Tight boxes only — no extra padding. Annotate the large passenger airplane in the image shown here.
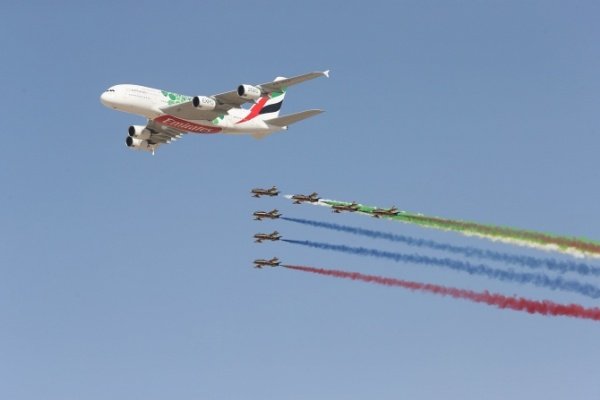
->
[100,70,329,154]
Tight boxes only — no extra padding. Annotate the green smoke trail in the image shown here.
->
[318,200,600,258]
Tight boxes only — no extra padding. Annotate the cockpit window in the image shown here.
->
[104,89,116,92]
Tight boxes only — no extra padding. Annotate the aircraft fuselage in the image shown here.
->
[100,84,281,135]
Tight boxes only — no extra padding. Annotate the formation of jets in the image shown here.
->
[253,209,281,221]
[291,192,320,204]
[251,188,399,268]
[371,206,400,218]
[254,231,282,243]
[100,70,329,154]
[251,186,279,198]
[252,189,282,267]
[332,201,360,213]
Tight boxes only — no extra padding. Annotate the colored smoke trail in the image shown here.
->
[311,199,600,258]
[281,217,600,277]
[283,239,600,299]
[282,265,600,322]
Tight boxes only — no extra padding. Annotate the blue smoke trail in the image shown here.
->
[281,217,600,277]
[282,239,600,299]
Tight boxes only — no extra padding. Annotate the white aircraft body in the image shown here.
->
[100,70,329,154]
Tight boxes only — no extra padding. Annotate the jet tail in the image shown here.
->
[254,83,287,121]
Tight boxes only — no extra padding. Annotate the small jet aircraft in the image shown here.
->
[332,201,360,213]
[253,257,281,269]
[251,186,279,198]
[291,192,320,204]
[100,70,329,154]
[371,206,400,218]
[254,231,282,243]
[253,209,282,221]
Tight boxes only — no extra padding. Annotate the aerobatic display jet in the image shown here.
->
[254,231,282,243]
[253,257,281,268]
[100,70,329,154]
[291,192,320,204]
[371,206,400,218]
[332,201,361,213]
[253,209,282,221]
[251,186,280,198]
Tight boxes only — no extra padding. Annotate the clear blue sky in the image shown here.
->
[1,1,600,399]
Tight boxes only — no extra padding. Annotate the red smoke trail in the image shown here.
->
[283,265,600,322]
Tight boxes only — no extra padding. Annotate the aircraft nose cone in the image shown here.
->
[100,91,109,105]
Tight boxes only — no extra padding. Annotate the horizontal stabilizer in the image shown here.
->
[266,109,324,128]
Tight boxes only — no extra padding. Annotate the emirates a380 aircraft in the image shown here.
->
[100,70,329,154]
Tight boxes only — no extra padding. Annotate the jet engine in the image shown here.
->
[128,125,151,140]
[192,96,217,110]
[126,136,151,151]
[237,84,262,100]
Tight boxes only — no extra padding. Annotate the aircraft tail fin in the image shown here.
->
[255,80,287,121]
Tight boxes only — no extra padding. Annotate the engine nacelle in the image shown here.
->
[192,95,217,110]
[237,84,262,100]
[128,125,151,140]
[126,136,151,151]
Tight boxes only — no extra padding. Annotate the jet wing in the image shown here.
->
[257,70,329,93]
[143,119,185,146]
[160,70,329,120]
[212,70,329,107]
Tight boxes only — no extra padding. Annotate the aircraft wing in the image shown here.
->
[212,70,329,106]
[143,119,185,146]
[160,70,329,119]
[255,70,329,93]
